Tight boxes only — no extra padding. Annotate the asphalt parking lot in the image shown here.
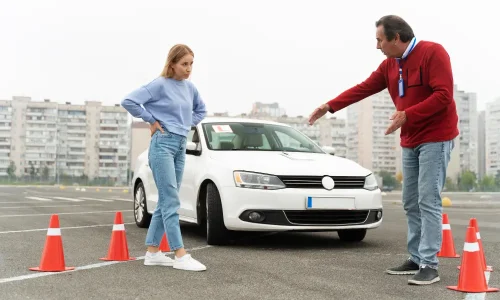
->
[0,186,499,300]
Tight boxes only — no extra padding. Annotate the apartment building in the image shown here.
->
[485,98,500,177]
[329,118,347,158]
[57,103,87,178]
[0,101,12,176]
[98,104,130,183]
[453,85,478,175]
[2,96,131,184]
[249,102,286,118]
[478,110,486,179]
[10,97,58,179]
[346,89,400,175]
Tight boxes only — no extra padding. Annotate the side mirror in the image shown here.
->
[321,146,336,156]
[186,141,201,156]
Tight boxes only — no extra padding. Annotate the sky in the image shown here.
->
[1,0,498,120]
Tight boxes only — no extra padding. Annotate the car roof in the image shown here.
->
[200,116,291,127]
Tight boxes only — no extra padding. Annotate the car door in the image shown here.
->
[178,126,202,219]
[144,149,158,207]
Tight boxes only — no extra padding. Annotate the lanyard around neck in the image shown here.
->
[397,37,417,97]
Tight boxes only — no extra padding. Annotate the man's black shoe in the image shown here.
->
[385,259,419,275]
[408,266,440,285]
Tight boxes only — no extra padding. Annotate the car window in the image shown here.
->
[275,131,308,150]
[202,122,323,153]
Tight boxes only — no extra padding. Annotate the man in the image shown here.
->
[308,15,458,285]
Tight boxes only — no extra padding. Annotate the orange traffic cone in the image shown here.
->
[159,233,171,252]
[100,212,136,261]
[447,226,499,293]
[437,214,460,258]
[457,219,493,272]
[29,214,75,272]
[470,218,493,272]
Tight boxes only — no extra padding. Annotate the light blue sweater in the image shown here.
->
[121,77,207,137]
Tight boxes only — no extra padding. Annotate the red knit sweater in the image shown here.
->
[327,41,459,148]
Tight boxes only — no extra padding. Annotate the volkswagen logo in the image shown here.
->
[321,176,335,190]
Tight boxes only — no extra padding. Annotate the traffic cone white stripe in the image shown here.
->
[442,224,451,230]
[112,224,125,231]
[47,228,61,236]
[463,242,480,252]
[477,232,481,239]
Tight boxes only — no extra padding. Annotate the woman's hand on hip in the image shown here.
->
[150,121,164,136]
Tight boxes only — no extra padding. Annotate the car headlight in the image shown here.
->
[364,173,379,191]
[233,171,285,190]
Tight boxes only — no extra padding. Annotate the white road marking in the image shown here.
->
[108,197,133,202]
[78,197,114,202]
[52,197,85,202]
[25,197,53,202]
[0,245,212,284]
[0,202,55,204]
[0,210,133,218]
[0,204,103,209]
[0,222,136,234]
[464,271,492,300]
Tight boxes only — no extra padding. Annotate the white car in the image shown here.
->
[131,117,383,245]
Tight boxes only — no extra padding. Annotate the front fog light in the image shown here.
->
[233,171,285,190]
[248,211,265,222]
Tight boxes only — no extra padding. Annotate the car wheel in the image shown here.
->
[134,181,151,228]
[337,229,367,242]
[206,182,230,245]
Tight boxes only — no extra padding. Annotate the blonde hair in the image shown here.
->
[160,44,194,78]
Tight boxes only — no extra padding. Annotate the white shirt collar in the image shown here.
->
[401,37,418,59]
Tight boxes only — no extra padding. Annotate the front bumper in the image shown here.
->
[218,186,383,231]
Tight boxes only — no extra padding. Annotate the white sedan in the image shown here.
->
[131,117,383,245]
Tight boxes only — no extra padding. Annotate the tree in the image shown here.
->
[445,177,456,191]
[80,174,89,185]
[478,175,496,192]
[29,162,35,179]
[42,166,49,181]
[458,170,476,192]
[6,161,16,179]
[378,170,397,188]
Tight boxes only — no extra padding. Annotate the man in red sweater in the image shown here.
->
[309,15,458,285]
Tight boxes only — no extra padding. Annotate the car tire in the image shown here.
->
[206,182,230,245]
[337,229,367,242]
[134,181,151,228]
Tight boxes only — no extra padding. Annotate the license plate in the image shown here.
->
[306,196,356,210]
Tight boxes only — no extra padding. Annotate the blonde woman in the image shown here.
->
[121,44,207,271]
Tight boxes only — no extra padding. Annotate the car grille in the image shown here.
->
[277,175,365,189]
[284,210,369,225]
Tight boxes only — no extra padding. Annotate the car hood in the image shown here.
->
[208,151,371,176]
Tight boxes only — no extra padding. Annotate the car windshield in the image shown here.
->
[201,122,324,153]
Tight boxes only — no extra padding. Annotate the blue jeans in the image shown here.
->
[402,140,454,269]
[145,129,187,251]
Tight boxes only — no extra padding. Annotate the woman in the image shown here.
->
[121,44,207,271]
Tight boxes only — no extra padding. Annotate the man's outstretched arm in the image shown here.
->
[309,60,387,125]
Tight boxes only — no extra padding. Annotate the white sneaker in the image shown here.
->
[144,251,174,267]
[173,254,207,271]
